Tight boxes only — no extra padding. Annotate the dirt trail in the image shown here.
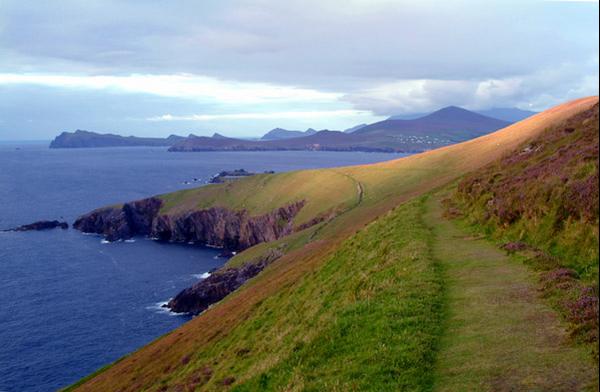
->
[309,171,364,241]
[424,194,598,391]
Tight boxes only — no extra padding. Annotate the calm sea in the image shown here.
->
[0,143,404,391]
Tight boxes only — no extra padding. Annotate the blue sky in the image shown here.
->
[0,0,598,140]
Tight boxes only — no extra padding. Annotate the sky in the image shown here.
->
[0,0,598,140]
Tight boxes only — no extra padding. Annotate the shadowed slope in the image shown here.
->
[69,97,598,391]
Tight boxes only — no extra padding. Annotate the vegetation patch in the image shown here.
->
[447,103,599,359]
[451,103,599,280]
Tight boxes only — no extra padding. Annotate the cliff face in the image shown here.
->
[73,197,305,251]
[167,248,284,314]
[73,198,163,241]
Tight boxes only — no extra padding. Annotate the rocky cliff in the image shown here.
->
[73,197,162,241]
[167,248,284,314]
[73,197,306,251]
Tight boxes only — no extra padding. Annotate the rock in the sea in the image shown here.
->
[167,248,283,314]
[5,220,69,232]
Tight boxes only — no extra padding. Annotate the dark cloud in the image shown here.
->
[1,1,597,85]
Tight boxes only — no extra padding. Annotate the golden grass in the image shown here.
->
[160,169,359,227]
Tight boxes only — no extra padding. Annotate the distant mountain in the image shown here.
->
[169,107,511,153]
[49,130,185,148]
[211,132,229,139]
[355,106,510,142]
[344,124,368,133]
[260,128,318,141]
[475,108,537,122]
[389,107,537,123]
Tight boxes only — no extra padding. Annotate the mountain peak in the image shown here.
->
[212,132,228,139]
[423,106,498,122]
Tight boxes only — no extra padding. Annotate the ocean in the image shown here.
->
[0,143,403,391]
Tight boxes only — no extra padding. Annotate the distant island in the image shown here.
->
[49,130,187,148]
[49,106,516,152]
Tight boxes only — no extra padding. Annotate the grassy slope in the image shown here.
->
[71,97,599,391]
[231,197,444,391]
[427,194,597,391]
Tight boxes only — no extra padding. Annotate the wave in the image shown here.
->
[192,272,211,280]
[145,300,188,317]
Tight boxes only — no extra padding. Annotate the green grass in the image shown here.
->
[229,197,445,391]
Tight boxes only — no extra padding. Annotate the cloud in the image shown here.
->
[0,73,340,104]
[146,109,375,122]
[1,0,597,87]
[343,60,599,115]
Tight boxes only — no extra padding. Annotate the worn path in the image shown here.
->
[424,195,597,391]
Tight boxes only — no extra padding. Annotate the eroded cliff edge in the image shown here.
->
[74,197,305,250]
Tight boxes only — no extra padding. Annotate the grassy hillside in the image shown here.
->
[451,103,598,278]
[68,96,599,391]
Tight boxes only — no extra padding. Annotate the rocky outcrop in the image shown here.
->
[4,220,69,232]
[73,197,162,241]
[73,197,306,251]
[166,248,284,314]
